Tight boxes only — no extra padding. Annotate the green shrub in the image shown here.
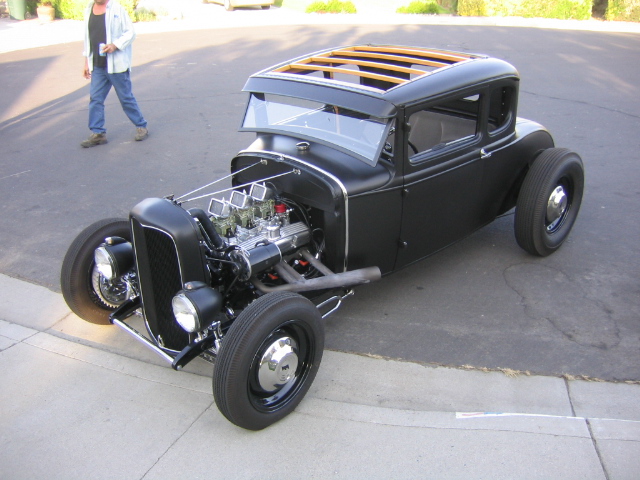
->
[305,0,357,13]
[120,0,137,18]
[48,0,83,20]
[457,0,592,20]
[26,0,38,15]
[520,0,592,19]
[397,1,443,14]
[606,0,640,21]
[457,0,486,16]
[134,7,157,22]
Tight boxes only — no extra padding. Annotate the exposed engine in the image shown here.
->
[206,183,312,282]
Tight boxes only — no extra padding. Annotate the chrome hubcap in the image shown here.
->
[258,336,299,393]
[546,185,568,231]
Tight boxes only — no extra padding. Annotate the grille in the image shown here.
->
[133,220,189,351]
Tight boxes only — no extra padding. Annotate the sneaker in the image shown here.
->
[135,127,148,141]
[80,133,107,148]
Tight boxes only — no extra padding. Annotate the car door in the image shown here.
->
[395,91,488,269]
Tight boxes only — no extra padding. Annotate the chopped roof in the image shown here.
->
[244,45,518,118]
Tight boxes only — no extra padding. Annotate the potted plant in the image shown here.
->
[37,1,55,22]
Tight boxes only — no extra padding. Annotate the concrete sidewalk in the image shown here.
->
[1,273,639,479]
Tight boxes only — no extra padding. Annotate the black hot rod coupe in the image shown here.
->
[61,45,584,430]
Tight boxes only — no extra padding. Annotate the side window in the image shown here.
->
[488,86,514,134]
[408,94,480,161]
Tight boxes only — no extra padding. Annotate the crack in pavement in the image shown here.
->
[503,263,621,350]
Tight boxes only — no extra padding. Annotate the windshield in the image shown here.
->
[241,93,391,166]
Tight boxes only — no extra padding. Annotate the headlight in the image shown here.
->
[172,294,200,333]
[172,282,223,333]
[94,246,116,279]
[94,237,134,280]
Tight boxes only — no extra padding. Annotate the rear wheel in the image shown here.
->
[514,148,584,256]
[60,218,131,324]
[213,292,324,430]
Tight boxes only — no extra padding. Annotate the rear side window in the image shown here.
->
[408,94,480,161]
[488,86,514,134]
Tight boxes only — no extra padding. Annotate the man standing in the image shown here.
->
[81,0,148,148]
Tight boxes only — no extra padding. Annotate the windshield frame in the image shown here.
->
[240,92,393,167]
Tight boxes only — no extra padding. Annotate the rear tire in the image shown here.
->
[514,148,584,256]
[60,218,131,324]
[213,292,324,430]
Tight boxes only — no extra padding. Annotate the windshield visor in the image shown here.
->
[241,93,391,166]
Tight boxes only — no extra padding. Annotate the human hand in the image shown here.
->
[101,43,117,54]
[83,67,91,80]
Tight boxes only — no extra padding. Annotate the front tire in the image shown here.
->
[213,292,324,430]
[60,218,131,324]
[514,148,584,256]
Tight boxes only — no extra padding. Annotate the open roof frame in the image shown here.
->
[270,45,479,91]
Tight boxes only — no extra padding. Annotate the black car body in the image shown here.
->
[62,45,584,430]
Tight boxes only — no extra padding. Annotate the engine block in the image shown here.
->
[207,183,310,280]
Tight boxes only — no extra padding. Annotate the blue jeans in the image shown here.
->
[89,67,147,134]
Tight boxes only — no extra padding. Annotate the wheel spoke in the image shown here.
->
[91,266,129,308]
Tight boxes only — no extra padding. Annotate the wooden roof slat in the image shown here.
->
[350,45,473,63]
[276,63,406,84]
[307,56,427,76]
[329,50,449,69]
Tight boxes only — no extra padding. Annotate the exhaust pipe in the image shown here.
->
[251,253,381,294]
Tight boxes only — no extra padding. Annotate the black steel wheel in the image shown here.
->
[213,292,324,430]
[515,148,584,256]
[60,218,132,324]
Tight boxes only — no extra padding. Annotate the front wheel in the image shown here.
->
[213,292,324,430]
[514,148,584,256]
[60,218,132,324]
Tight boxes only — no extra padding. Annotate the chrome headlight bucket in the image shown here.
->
[172,282,222,333]
[94,237,134,280]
